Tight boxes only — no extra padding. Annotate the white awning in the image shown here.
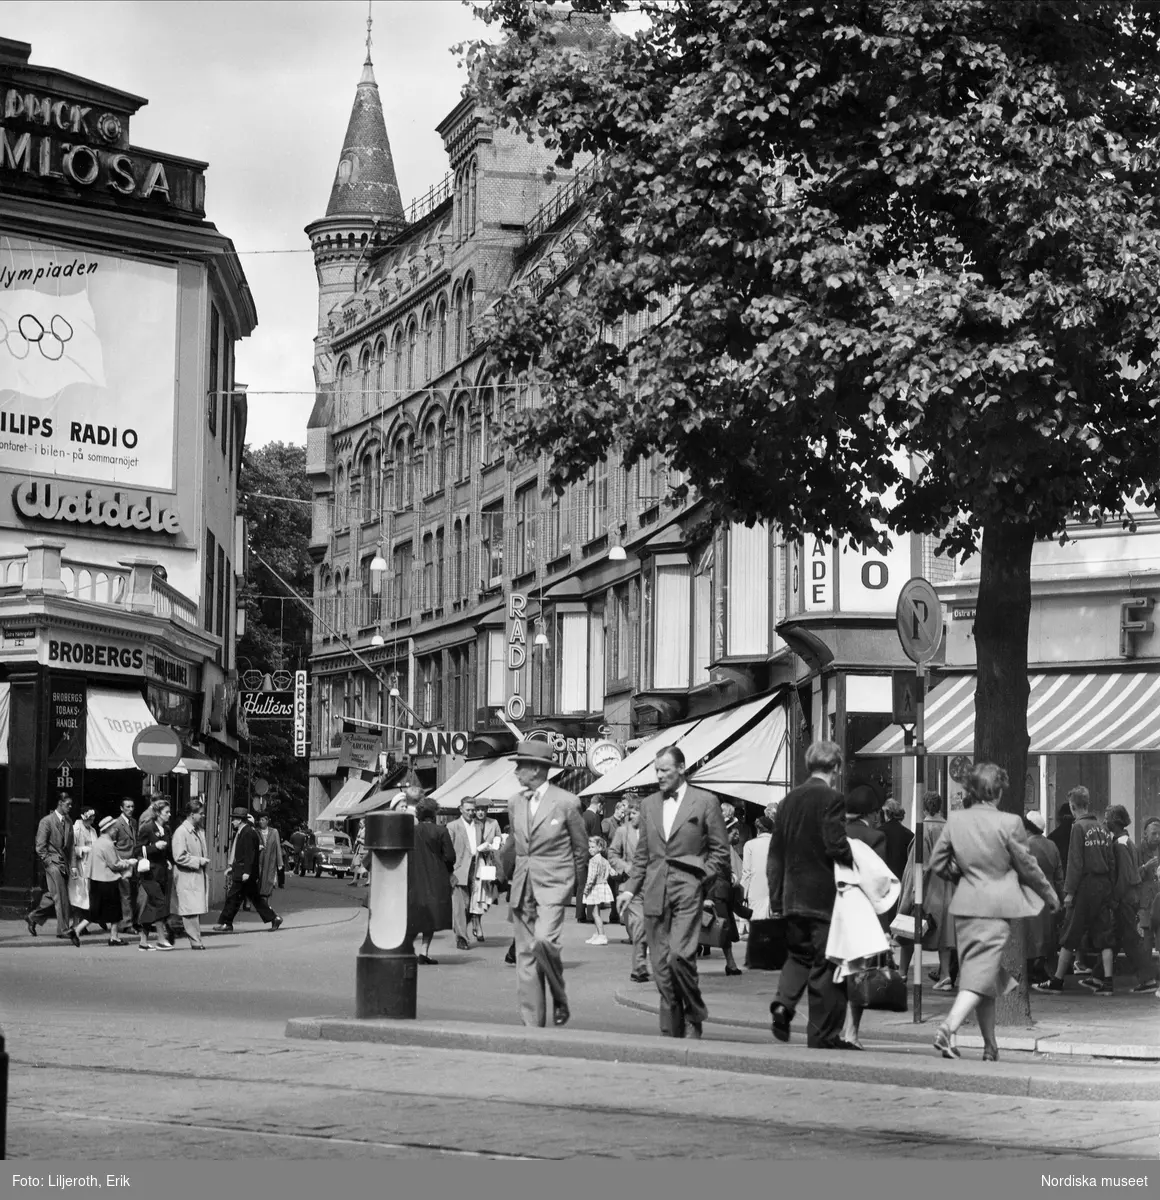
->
[430,755,562,812]
[315,775,378,823]
[858,671,1160,756]
[0,682,9,766]
[690,702,790,807]
[86,687,156,770]
[581,693,784,797]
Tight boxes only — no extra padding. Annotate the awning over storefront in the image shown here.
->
[581,693,785,797]
[0,682,10,766]
[691,703,790,808]
[315,775,378,824]
[172,744,221,774]
[430,755,562,813]
[858,671,1160,756]
[86,687,157,770]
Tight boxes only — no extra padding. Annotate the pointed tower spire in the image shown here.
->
[325,2,404,221]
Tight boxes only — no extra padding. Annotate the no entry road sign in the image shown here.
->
[131,725,183,775]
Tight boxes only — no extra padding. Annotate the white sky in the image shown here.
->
[3,0,487,448]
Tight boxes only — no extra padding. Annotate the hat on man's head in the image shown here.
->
[230,806,250,819]
[845,784,882,816]
[1025,811,1045,833]
[511,741,556,768]
[98,816,115,834]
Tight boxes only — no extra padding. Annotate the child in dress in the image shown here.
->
[583,836,614,945]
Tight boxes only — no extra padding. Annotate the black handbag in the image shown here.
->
[850,963,908,1012]
[745,917,789,970]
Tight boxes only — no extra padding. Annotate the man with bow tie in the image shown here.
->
[508,741,589,1027]
[618,746,731,1038]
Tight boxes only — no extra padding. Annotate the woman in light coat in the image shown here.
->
[90,817,136,945]
[69,807,98,936]
[171,801,210,949]
[928,764,1059,1062]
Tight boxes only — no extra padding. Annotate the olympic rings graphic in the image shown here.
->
[0,312,74,363]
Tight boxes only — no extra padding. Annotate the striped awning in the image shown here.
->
[859,671,1160,756]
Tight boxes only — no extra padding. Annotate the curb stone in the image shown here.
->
[284,1017,1160,1102]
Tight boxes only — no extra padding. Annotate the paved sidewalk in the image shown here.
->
[614,962,1160,1061]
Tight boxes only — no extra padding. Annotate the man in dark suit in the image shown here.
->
[28,791,80,945]
[767,740,854,1049]
[111,796,138,928]
[619,746,731,1039]
[213,807,283,932]
[880,800,914,881]
[508,742,589,1027]
[845,785,887,857]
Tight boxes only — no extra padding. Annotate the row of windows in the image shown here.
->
[334,278,476,422]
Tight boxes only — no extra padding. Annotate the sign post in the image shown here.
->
[895,577,944,1025]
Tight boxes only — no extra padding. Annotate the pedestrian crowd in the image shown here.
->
[25,745,1158,1059]
[25,792,285,950]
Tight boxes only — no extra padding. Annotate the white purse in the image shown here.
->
[137,846,151,875]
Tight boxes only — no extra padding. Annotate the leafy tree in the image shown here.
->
[466,0,1160,1020]
[236,442,313,836]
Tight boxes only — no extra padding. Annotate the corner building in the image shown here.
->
[305,26,945,822]
[0,40,256,910]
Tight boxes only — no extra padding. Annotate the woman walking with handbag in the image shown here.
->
[927,764,1060,1061]
[69,807,99,937]
[897,791,956,989]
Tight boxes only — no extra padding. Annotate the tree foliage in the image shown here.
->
[468,0,1160,557]
[235,441,313,834]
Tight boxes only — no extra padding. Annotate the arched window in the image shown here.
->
[406,320,417,391]
[422,533,434,610]
[481,385,497,466]
[359,347,371,416]
[375,340,387,409]
[424,423,437,494]
[452,519,464,601]
[439,420,450,492]
[394,437,410,510]
[435,527,445,609]
[373,450,382,514]
[452,286,464,360]
[436,297,448,374]
[422,307,433,382]
[455,406,467,480]
[335,464,345,528]
[465,278,475,349]
[392,328,404,393]
[336,358,351,424]
[468,158,478,235]
[362,454,374,520]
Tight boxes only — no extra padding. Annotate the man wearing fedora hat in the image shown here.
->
[213,807,283,933]
[508,740,589,1027]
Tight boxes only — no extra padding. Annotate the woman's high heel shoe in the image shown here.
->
[933,1024,960,1059]
[982,1044,999,1062]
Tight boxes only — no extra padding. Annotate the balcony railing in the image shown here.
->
[405,173,453,226]
[525,158,599,243]
[0,548,199,628]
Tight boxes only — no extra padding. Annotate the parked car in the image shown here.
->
[310,831,354,879]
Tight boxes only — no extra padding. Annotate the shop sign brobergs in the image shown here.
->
[14,480,181,534]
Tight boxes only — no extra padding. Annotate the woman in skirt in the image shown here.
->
[927,764,1059,1061]
[69,806,99,936]
[136,799,175,951]
[90,816,137,945]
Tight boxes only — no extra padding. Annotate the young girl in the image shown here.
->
[583,836,614,945]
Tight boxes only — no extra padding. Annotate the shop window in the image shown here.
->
[1054,754,1111,818]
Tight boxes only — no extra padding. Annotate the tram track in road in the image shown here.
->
[6,1056,1140,1161]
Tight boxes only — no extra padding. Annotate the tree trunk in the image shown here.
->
[973,519,1036,1026]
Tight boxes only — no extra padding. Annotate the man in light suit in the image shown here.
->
[508,741,589,1027]
[28,791,81,945]
[447,798,480,950]
[609,803,649,981]
[618,746,731,1038]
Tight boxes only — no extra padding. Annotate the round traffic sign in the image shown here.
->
[252,777,270,796]
[131,724,183,775]
[896,577,944,664]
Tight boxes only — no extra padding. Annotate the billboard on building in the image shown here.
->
[0,234,178,491]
